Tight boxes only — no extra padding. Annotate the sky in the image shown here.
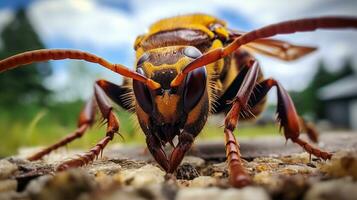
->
[0,0,357,101]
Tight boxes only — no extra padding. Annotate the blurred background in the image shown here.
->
[0,0,356,157]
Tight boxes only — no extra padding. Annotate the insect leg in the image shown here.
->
[28,79,131,161]
[299,117,319,143]
[248,79,331,160]
[168,131,194,173]
[224,59,260,187]
[96,79,134,111]
[146,134,170,172]
[56,82,120,171]
[27,97,96,161]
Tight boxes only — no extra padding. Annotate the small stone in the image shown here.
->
[271,175,309,200]
[94,172,116,190]
[278,165,316,175]
[177,180,191,187]
[254,164,314,197]
[0,180,17,192]
[176,163,200,180]
[253,157,284,164]
[255,164,274,173]
[93,188,149,200]
[0,159,18,179]
[25,175,53,196]
[253,171,281,190]
[182,156,205,168]
[201,162,228,178]
[319,151,357,179]
[190,176,217,187]
[97,185,168,200]
[115,164,165,187]
[280,153,311,165]
[176,187,270,200]
[26,169,96,200]
[304,177,357,200]
[108,159,146,169]
[87,160,122,175]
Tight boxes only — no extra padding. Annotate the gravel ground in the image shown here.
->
[0,132,357,200]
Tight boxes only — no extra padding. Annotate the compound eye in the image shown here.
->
[137,53,150,67]
[183,46,202,59]
[183,66,207,113]
[133,68,153,114]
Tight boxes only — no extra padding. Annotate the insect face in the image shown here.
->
[133,46,207,126]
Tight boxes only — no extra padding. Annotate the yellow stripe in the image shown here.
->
[148,14,226,38]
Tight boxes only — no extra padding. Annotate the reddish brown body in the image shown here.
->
[1,14,357,188]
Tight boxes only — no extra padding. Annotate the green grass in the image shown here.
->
[0,103,279,157]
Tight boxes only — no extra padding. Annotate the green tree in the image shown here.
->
[0,8,51,107]
[291,59,354,119]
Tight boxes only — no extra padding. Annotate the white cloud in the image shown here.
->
[28,0,139,49]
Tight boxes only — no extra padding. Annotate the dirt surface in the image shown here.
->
[0,132,357,200]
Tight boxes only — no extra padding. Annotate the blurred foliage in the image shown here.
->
[0,8,51,107]
[0,101,140,157]
[291,59,355,119]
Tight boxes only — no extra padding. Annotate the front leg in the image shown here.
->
[224,59,260,187]
[248,79,331,160]
[57,82,120,171]
[28,97,96,161]
[146,134,170,172]
[168,131,194,173]
[145,131,194,173]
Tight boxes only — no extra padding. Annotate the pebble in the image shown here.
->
[190,176,217,187]
[182,156,205,168]
[201,162,228,178]
[304,177,357,200]
[115,164,165,187]
[253,171,280,188]
[176,187,270,200]
[0,159,18,179]
[280,153,311,164]
[0,179,17,192]
[319,150,357,179]
[176,163,200,180]
[26,169,96,200]
[277,165,316,175]
[87,161,122,175]
[97,184,169,200]
[0,191,26,200]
